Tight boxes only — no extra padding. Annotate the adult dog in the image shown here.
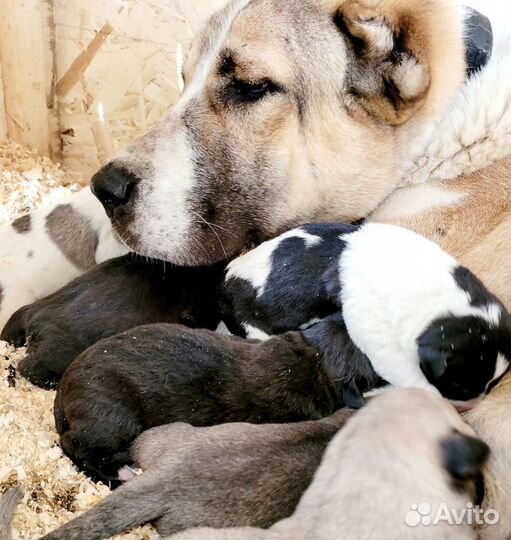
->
[3,0,510,318]
[85,0,511,304]
[91,0,467,265]
[2,0,511,535]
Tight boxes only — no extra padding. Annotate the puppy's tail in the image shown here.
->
[40,472,163,540]
[0,487,23,540]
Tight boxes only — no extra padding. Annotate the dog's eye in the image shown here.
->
[227,79,276,103]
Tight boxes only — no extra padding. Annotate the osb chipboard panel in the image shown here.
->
[54,0,227,180]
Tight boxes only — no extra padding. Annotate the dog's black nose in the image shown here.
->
[91,163,140,214]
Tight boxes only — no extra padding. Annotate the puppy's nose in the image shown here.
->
[91,163,140,215]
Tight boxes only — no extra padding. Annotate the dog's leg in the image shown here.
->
[59,421,139,486]
[40,472,164,540]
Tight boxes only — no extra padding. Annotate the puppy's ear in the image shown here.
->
[419,347,448,381]
[342,379,365,409]
[443,431,489,481]
[323,0,465,125]
[321,262,342,307]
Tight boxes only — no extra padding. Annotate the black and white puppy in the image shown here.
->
[54,315,377,483]
[224,223,511,403]
[223,224,354,337]
[0,189,128,331]
[1,255,225,388]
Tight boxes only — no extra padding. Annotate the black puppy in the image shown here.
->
[55,314,378,483]
[1,255,225,388]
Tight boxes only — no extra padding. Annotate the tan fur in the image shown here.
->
[323,0,465,125]
[371,157,511,540]
[167,389,482,540]
[90,4,510,536]
[102,0,466,265]
[465,373,511,540]
[371,156,511,308]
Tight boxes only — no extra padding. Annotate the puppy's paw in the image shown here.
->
[2,302,84,389]
[1,305,30,347]
[18,343,73,390]
[118,466,139,483]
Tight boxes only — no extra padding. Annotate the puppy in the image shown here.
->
[55,315,377,482]
[168,389,489,540]
[225,223,511,401]
[33,410,353,539]
[223,224,355,337]
[0,188,128,331]
[1,255,225,389]
[0,488,22,540]
[464,371,511,540]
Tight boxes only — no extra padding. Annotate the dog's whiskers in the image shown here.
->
[191,211,228,260]
[205,221,239,239]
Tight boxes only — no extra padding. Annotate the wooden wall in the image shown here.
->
[0,0,60,158]
[0,0,226,179]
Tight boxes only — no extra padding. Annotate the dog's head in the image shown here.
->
[91,0,465,265]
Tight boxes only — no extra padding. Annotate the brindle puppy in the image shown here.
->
[168,389,489,540]
[37,411,353,539]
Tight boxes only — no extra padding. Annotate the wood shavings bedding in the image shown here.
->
[0,142,157,539]
[0,140,84,225]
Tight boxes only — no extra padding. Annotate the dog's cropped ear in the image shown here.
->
[442,431,489,482]
[323,0,465,125]
[463,7,493,77]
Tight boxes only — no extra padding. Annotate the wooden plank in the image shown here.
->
[54,0,228,177]
[45,0,62,160]
[0,64,7,142]
[56,21,113,97]
[0,0,59,157]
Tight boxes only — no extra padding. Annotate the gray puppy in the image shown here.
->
[169,389,489,540]
[35,410,352,539]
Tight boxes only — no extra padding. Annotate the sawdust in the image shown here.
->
[0,140,85,224]
[0,142,157,539]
